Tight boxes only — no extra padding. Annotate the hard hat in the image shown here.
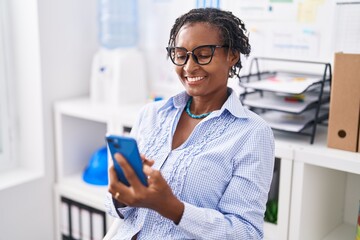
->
[82,146,108,186]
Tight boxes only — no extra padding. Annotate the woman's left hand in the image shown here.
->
[108,153,184,224]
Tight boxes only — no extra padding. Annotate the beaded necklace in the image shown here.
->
[185,97,212,119]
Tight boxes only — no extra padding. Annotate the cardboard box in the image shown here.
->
[327,53,360,152]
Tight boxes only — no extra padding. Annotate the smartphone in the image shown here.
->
[105,135,148,187]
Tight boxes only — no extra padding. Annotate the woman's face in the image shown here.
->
[174,22,239,99]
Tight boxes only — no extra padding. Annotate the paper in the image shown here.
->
[270,28,320,59]
[243,91,328,113]
[259,109,328,132]
[297,2,318,23]
[241,73,323,94]
[334,2,360,54]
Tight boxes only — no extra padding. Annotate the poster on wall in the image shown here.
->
[270,27,320,59]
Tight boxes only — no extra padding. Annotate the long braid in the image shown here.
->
[167,8,251,78]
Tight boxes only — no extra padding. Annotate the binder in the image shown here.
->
[92,212,104,240]
[60,197,107,240]
[327,53,360,152]
[81,209,91,240]
[60,202,70,238]
[71,205,81,240]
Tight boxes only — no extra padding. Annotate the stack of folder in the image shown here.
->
[61,197,106,240]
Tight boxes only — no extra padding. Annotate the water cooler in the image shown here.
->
[90,0,147,105]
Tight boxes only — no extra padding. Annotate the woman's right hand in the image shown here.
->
[108,153,184,224]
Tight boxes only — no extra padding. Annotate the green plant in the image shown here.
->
[264,199,278,224]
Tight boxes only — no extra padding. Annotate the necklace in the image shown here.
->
[185,97,212,119]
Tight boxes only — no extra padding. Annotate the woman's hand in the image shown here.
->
[108,153,184,224]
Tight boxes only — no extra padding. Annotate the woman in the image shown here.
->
[106,8,274,240]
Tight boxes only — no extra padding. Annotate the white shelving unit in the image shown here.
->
[53,97,360,240]
[276,126,360,240]
[53,98,143,240]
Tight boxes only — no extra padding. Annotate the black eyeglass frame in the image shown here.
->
[166,45,228,66]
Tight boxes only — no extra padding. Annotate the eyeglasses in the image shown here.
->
[166,45,228,66]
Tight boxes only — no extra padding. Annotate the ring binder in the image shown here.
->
[60,197,107,240]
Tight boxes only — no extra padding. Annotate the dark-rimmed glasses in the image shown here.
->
[166,45,228,66]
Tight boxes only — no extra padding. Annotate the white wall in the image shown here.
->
[0,0,97,239]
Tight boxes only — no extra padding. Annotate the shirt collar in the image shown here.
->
[156,91,188,114]
[157,88,249,119]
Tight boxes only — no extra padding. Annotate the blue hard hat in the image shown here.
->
[82,146,108,186]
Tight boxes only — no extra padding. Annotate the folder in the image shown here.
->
[60,202,70,238]
[327,53,360,152]
[70,205,80,240]
[81,209,91,240]
[92,212,104,240]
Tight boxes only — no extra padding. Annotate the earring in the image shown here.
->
[229,67,235,78]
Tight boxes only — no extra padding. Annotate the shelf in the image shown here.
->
[275,125,360,174]
[289,147,360,240]
[55,98,115,123]
[54,98,145,184]
[322,223,357,240]
[56,174,108,211]
[55,97,143,125]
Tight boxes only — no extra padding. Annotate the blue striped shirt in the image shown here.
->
[105,89,275,239]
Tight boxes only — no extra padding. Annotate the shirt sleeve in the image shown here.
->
[176,125,275,240]
[104,192,136,220]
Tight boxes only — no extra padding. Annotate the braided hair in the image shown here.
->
[168,8,251,78]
